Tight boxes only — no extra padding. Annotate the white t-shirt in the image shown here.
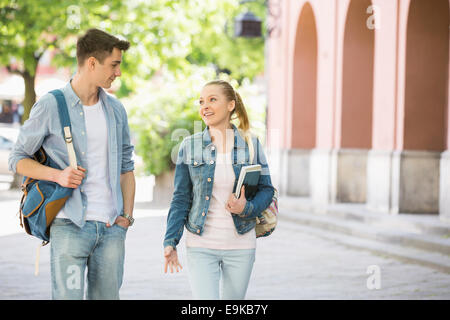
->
[57,100,115,223]
[186,152,256,250]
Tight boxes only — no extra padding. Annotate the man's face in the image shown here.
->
[91,47,123,89]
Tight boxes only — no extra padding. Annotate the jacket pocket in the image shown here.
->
[189,160,205,178]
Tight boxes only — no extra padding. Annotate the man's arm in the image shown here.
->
[119,103,135,217]
[16,158,60,183]
[9,93,86,188]
[16,158,85,189]
[8,96,50,175]
[120,171,135,217]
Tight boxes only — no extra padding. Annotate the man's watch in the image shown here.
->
[121,213,135,226]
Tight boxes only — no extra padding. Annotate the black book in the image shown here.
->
[233,164,262,199]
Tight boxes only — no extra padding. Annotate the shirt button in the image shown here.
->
[210,160,214,165]
[197,229,200,234]
[211,146,215,151]
[205,196,209,201]
[207,178,211,182]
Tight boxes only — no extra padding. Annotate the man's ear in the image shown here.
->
[87,56,96,70]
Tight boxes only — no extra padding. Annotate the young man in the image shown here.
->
[8,28,136,300]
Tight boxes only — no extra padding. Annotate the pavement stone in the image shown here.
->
[1,208,450,299]
[1,185,450,300]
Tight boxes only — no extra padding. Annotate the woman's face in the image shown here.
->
[199,84,235,128]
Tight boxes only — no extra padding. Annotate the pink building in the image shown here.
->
[266,0,450,222]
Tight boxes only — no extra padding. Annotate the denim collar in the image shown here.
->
[201,124,246,149]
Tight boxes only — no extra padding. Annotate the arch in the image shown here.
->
[341,0,375,149]
[291,2,318,149]
[403,0,449,151]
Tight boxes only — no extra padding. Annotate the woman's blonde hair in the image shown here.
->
[204,80,250,132]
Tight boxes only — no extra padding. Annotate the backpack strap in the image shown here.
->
[49,89,78,169]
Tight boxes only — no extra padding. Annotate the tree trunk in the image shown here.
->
[9,55,39,188]
[21,71,36,124]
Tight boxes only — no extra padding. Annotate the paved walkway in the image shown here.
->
[0,190,449,299]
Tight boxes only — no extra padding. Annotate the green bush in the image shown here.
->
[125,68,210,176]
[125,68,266,177]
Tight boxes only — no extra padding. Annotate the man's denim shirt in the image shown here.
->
[8,81,135,228]
[163,124,274,249]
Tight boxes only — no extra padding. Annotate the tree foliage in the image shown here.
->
[0,0,267,176]
[109,0,266,96]
[0,0,126,120]
[125,66,267,177]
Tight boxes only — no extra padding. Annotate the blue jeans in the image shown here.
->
[49,218,127,300]
[186,247,256,300]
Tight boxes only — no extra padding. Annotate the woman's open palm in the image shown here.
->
[164,246,183,273]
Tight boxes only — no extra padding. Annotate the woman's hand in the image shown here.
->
[226,185,247,214]
[164,246,183,273]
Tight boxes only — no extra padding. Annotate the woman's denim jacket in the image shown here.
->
[163,124,274,249]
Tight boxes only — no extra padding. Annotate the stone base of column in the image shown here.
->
[367,150,440,214]
[439,151,450,223]
[392,150,440,214]
[331,148,368,204]
[366,150,393,213]
[282,149,311,197]
[278,148,310,197]
[310,148,333,213]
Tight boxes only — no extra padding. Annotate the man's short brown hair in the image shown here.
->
[76,28,130,65]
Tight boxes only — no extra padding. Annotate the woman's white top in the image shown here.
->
[186,152,256,250]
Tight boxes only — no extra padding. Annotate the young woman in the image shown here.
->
[163,80,274,300]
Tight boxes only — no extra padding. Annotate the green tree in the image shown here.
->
[0,0,267,179]
[109,0,266,97]
[0,0,129,122]
[186,0,266,80]
[125,66,213,176]
[0,0,266,122]
[120,0,267,177]
[125,66,267,177]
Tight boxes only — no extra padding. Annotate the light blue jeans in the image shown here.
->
[186,247,256,300]
[49,218,127,300]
